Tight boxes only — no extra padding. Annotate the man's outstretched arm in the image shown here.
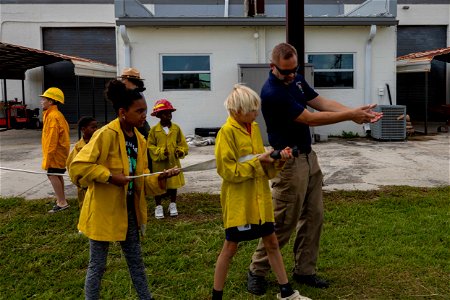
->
[295,95,383,126]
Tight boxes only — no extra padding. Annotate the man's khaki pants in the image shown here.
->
[250,150,324,276]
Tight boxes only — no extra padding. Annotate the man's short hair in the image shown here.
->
[271,43,298,64]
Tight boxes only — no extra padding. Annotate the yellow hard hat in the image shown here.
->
[40,87,65,104]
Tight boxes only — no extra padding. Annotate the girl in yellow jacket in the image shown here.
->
[66,116,98,208]
[69,80,179,300]
[212,85,310,300]
[40,87,70,213]
[148,99,188,219]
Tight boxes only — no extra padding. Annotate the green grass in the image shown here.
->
[1,186,449,299]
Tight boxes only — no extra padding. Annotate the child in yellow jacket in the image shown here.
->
[212,84,310,300]
[148,99,188,219]
[69,80,179,300]
[40,87,70,213]
[66,116,98,208]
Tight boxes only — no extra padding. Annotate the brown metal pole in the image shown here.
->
[286,0,305,76]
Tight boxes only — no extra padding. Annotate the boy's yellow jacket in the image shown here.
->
[67,138,88,208]
[67,138,86,169]
[147,122,188,189]
[215,116,282,229]
[69,118,165,241]
[41,105,70,170]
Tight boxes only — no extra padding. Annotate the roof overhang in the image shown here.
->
[72,60,117,79]
[396,60,431,73]
[397,47,450,74]
[116,16,398,27]
[0,42,116,80]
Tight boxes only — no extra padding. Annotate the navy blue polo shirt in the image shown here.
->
[261,71,318,150]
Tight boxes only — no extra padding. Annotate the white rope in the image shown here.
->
[126,172,164,179]
[0,166,178,180]
[0,166,70,177]
[126,168,181,179]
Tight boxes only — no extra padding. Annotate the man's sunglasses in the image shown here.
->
[274,64,299,76]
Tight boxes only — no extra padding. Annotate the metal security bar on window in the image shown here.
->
[161,55,211,91]
[307,54,354,88]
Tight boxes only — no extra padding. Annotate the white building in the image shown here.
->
[1,0,448,136]
[114,0,400,136]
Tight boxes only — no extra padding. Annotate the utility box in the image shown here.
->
[370,105,407,140]
[238,63,314,145]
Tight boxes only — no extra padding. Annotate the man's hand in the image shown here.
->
[351,104,383,124]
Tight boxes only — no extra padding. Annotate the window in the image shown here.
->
[161,55,211,90]
[307,54,354,88]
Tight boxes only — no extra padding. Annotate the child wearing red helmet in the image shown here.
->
[148,99,189,219]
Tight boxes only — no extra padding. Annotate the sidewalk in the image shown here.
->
[0,128,448,200]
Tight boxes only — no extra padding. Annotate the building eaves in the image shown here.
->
[396,47,450,73]
[116,16,398,27]
[0,42,116,80]
[397,47,450,63]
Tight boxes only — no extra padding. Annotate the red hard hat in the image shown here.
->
[151,99,176,116]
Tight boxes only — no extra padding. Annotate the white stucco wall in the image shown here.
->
[0,4,115,112]
[119,26,262,134]
[307,26,397,136]
[119,25,396,136]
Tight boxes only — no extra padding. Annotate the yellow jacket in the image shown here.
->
[215,117,282,229]
[148,122,188,189]
[67,138,88,208]
[41,105,70,170]
[70,118,165,241]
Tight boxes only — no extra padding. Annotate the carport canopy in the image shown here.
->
[0,42,116,80]
[396,47,450,73]
[396,47,450,135]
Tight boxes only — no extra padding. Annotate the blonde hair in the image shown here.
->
[224,84,260,115]
[271,42,297,65]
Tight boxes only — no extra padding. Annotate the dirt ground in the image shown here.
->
[0,128,448,200]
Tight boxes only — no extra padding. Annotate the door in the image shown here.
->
[43,27,116,124]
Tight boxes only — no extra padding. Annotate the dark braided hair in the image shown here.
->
[105,79,143,114]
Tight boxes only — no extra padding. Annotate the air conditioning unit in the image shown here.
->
[370,105,407,140]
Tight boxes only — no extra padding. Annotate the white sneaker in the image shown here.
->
[168,202,178,217]
[155,205,164,219]
[277,290,312,300]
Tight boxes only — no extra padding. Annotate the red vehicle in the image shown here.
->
[0,100,40,129]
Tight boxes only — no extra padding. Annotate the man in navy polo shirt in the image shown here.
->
[247,43,382,295]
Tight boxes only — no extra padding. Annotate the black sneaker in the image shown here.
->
[293,274,329,289]
[48,204,70,213]
[247,271,268,295]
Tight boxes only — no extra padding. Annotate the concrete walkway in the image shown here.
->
[0,128,448,200]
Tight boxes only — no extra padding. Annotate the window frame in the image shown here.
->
[160,54,212,91]
[306,53,355,89]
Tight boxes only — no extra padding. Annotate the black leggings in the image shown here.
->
[84,210,152,300]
